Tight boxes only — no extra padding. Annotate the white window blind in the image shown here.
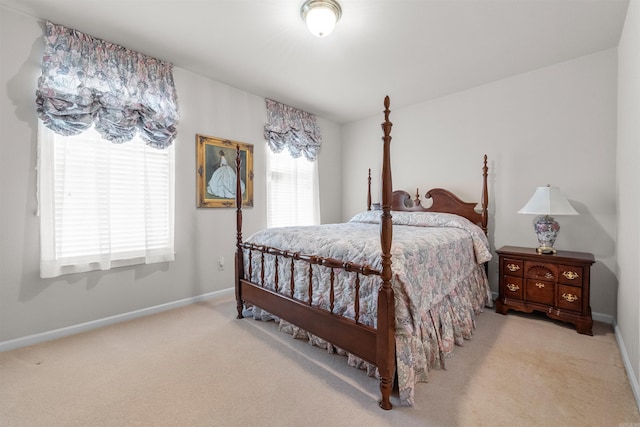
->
[266,149,320,228]
[38,121,175,278]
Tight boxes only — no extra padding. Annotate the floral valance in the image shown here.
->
[264,99,321,161]
[36,21,179,149]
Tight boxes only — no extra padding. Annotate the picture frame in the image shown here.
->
[196,134,254,208]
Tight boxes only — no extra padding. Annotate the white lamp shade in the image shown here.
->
[518,186,579,216]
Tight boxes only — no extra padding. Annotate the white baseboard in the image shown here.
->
[614,321,640,413]
[3,288,639,413]
[0,287,234,353]
[592,311,615,325]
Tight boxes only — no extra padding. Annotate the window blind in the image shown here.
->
[39,122,175,278]
[266,150,320,228]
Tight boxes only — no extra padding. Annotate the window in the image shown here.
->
[38,122,175,278]
[266,149,320,228]
[263,99,322,228]
[34,22,179,278]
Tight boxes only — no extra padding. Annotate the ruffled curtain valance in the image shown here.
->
[264,99,322,161]
[36,21,179,149]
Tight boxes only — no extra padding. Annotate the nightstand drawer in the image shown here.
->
[525,279,554,305]
[503,258,524,277]
[503,276,523,299]
[557,284,582,312]
[524,261,557,281]
[558,265,584,286]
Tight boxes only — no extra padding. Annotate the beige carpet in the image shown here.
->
[1,293,638,427]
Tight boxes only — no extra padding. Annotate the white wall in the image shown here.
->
[317,115,343,224]
[0,7,342,343]
[617,0,640,400]
[342,49,619,317]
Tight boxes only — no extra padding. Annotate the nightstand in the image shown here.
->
[495,245,595,335]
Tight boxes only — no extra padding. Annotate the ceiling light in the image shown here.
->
[301,0,342,37]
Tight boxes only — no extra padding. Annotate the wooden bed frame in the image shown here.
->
[234,96,488,410]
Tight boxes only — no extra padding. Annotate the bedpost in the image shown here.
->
[377,96,395,410]
[367,168,372,211]
[481,154,488,236]
[235,145,244,319]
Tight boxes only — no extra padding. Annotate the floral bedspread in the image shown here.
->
[243,211,492,406]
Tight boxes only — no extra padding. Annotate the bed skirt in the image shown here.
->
[248,264,492,406]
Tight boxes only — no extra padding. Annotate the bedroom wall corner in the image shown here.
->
[616,0,640,407]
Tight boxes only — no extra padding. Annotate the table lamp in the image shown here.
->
[518,185,579,254]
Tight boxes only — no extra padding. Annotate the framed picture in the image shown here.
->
[196,134,254,208]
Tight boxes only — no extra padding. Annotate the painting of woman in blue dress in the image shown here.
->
[197,134,253,208]
[207,150,245,198]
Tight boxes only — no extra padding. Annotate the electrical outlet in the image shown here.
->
[218,256,225,271]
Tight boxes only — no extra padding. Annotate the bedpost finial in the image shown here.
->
[236,144,243,243]
[367,168,372,211]
[481,154,489,236]
[414,188,421,206]
[383,96,390,122]
[382,97,392,135]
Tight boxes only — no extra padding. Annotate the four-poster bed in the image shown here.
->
[234,96,490,409]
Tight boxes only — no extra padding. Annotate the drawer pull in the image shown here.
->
[506,264,520,272]
[506,283,520,292]
[535,282,545,289]
[562,293,579,303]
[545,273,554,279]
[562,271,579,280]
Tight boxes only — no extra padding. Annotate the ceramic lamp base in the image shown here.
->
[533,215,560,254]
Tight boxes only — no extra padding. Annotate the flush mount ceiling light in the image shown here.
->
[301,0,342,37]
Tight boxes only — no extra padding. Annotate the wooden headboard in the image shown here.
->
[367,155,489,235]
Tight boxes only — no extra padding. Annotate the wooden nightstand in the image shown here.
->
[495,245,596,335]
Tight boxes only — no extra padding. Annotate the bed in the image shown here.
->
[233,96,491,409]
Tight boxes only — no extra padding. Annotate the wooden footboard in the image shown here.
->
[235,96,396,410]
[237,244,380,364]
